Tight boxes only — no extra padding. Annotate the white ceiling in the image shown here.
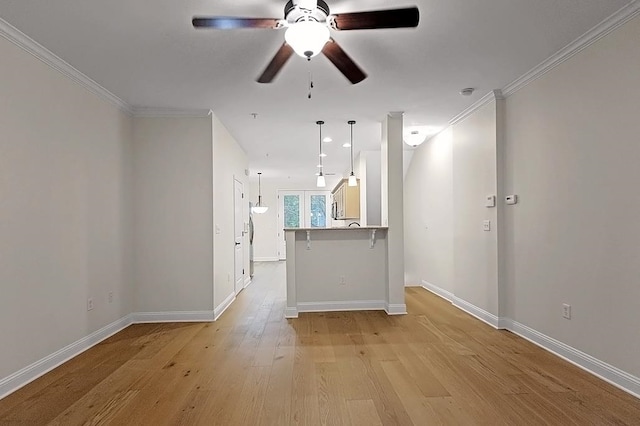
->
[0,0,632,182]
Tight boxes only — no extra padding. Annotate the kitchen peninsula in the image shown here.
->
[284,226,400,318]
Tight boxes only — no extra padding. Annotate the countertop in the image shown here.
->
[284,226,388,231]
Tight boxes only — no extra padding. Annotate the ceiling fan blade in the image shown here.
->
[192,16,281,29]
[322,39,367,84]
[257,43,294,83]
[331,7,419,31]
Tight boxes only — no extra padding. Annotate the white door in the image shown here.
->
[278,190,331,260]
[234,179,245,295]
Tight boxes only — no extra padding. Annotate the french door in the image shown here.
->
[277,190,331,259]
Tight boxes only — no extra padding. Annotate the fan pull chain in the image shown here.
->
[308,71,314,99]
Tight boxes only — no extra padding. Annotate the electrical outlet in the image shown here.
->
[339,276,346,285]
[108,292,113,303]
[87,298,94,311]
[483,220,491,231]
[562,303,571,319]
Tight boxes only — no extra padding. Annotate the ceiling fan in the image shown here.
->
[192,0,419,84]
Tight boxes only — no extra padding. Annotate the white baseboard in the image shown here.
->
[421,280,454,302]
[451,298,500,329]
[1,304,234,400]
[297,300,386,313]
[503,318,640,399]
[289,301,406,316]
[132,310,214,323]
[244,276,252,288]
[385,303,408,315]
[254,257,279,262]
[418,280,640,399]
[284,307,299,319]
[0,314,133,399]
[421,280,499,328]
[214,292,236,320]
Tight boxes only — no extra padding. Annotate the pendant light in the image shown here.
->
[347,120,357,186]
[316,120,326,187]
[251,172,269,214]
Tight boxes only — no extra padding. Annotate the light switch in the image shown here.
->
[485,195,496,208]
[483,220,491,231]
[215,224,221,234]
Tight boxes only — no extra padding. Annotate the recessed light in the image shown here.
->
[319,153,327,157]
[323,137,332,143]
[342,142,351,148]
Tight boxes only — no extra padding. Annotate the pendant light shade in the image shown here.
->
[251,172,269,214]
[316,120,326,187]
[347,120,357,186]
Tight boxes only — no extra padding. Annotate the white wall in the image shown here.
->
[403,129,454,290]
[351,150,383,227]
[0,36,133,378]
[212,114,249,308]
[383,113,406,312]
[132,116,213,313]
[403,13,640,384]
[365,151,382,226]
[404,99,500,315]
[354,152,367,225]
[503,14,640,377]
[452,102,499,316]
[250,179,279,261]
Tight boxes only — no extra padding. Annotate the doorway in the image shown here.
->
[277,190,331,259]
[234,179,245,295]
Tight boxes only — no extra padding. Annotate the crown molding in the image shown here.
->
[0,17,212,118]
[0,17,132,114]
[448,1,640,126]
[132,107,213,118]
[502,1,640,97]
[448,90,503,126]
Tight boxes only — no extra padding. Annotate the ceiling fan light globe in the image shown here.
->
[404,130,427,147]
[285,21,330,59]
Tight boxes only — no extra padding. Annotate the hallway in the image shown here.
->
[1,261,639,425]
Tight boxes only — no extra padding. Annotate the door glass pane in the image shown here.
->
[310,195,326,228]
[283,195,300,228]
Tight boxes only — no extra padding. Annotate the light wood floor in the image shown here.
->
[1,262,640,425]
